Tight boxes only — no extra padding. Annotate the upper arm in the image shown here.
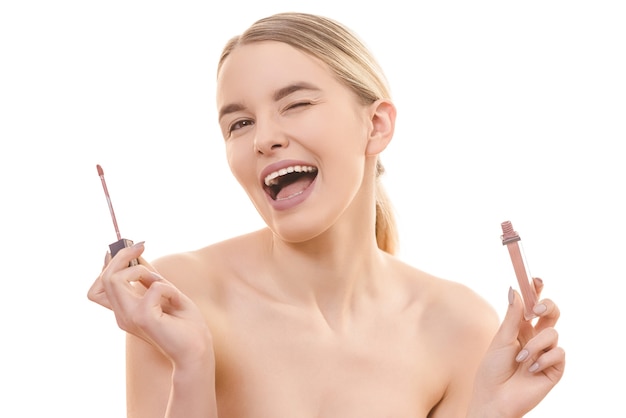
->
[427,285,500,418]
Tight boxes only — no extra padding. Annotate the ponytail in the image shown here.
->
[374,160,398,255]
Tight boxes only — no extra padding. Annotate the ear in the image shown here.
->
[365,99,396,156]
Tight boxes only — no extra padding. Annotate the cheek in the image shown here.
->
[225,141,254,187]
[293,108,364,151]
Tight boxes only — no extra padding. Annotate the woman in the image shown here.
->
[88,12,565,418]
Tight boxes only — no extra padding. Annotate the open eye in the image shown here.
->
[228,119,255,134]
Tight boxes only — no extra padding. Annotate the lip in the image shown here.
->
[260,159,318,211]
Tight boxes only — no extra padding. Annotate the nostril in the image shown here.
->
[256,144,281,155]
[255,135,288,154]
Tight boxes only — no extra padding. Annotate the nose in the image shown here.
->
[253,118,289,155]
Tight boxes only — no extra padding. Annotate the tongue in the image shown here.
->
[276,176,313,200]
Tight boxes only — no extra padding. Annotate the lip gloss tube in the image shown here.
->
[501,220,538,321]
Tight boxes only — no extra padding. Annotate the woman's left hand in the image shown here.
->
[468,279,566,418]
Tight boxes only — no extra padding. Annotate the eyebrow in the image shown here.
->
[218,82,321,121]
[218,102,245,121]
[273,82,320,101]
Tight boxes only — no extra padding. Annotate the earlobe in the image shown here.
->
[365,99,396,156]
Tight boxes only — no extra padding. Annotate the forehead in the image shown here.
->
[216,41,337,104]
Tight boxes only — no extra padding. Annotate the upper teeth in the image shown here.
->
[264,165,317,186]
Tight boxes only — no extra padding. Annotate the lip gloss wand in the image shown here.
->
[501,220,538,321]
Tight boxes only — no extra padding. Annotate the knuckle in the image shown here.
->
[86,287,97,301]
[539,326,559,343]
[548,326,559,340]
[554,346,566,359]
[99,270,113,285]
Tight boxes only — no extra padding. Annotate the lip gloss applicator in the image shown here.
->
[97,164,138,267]
[501,220,538,321]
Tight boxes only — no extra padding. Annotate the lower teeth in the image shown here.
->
[276,190,304,201]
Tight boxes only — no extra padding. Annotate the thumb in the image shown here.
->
[490,287,524,348]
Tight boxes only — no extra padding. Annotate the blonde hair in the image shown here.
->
[218,12,398,254]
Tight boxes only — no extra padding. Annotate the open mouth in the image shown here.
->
[263,165,318,201]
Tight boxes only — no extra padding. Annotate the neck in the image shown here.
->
[259,185,388,328]
[266,230,387,328]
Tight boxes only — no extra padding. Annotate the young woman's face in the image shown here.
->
[216,41,375,243]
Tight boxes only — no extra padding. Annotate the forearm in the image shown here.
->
[166,357,218,418]
[465,388,522,418]
[466,404,516,418]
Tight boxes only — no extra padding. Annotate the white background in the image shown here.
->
[1,1,624,416]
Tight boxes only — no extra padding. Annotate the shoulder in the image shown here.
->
[149,228,270,303]
[389,255,500,344]
[429,274,499,332]
[390,257,501,407]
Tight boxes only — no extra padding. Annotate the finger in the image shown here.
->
[87,276,113,310]
[138,271,167,291]
[90,251,115,309]
[490,287,525,347]
[102,264,162,294]
[527,346,566,382]
[135,281,181,327]
[532,298,561,332]
[89,243,153,313]
[516,326,559,367]
[532,277,544,298]
[101,251,112,272]
[136,255,160,276]
[99,266,159,317]
[87,270,165,310]
[108,241,146,271]
[149,281,180,311]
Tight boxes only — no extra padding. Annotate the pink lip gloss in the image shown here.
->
[501,221,538,321]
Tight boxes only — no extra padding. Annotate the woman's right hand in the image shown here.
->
[87,242,213,367]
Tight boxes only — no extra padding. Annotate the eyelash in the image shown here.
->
[228,119,254,133]
[286,101,312,110]
[227,102,313,134]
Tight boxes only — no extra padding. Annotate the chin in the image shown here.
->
[267,220,330,246]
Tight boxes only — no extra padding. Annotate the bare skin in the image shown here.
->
[88,39,565,418]
[122,229,498,418]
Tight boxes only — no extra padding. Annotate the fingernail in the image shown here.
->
[132,241,145,248]
[528,362,540,372]
[533,277,543,285]
[516,349,529,362]
[508,286,514,305]
[533,304,547,315]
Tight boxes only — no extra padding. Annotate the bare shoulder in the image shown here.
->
[149,229,268,304]
[388,255,500,345]
[385,256,501,415]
